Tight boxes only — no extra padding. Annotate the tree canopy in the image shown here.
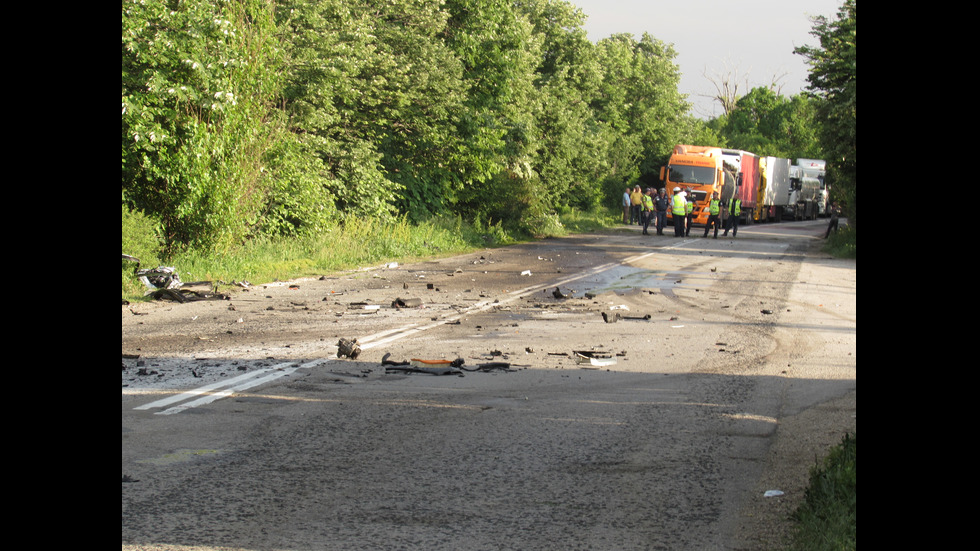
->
[122,0,843,252]
[795,0,856,223]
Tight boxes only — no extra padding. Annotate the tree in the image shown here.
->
[441,0,545,229]
[592,33,687,199]
[122,0,286,251]
[721,87,822,159]
[795,0,856,225]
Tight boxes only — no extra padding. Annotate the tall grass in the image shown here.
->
[122,209,617,301]
[822,224,855,259]
[789,433,856,551]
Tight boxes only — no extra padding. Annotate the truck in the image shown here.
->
[786,164,821,220]
[659,145,736,226]
[721,149,761,224]
[796,159,828,216]
[757,156,793,222]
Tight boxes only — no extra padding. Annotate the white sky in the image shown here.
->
[569,0,845,119]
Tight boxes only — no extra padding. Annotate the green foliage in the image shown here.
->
[795,0,856,227]
[790,433,856,551]
[822,224,855,259]
[122,198,165,297]
[718,86,823,160]
[122,0,286,252]
[121,0,705,253]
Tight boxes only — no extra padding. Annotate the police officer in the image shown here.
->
[641,187,655,235]
[723,195,742,237]
[654,188,669,235]
[703,192,721,238]
[684,187,695,236]
[671,187,687,237]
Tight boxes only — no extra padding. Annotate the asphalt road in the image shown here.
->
[122,219,856,551]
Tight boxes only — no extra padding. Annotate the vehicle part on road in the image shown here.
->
[381,352,409,366]
[337,338,361,359]
[148,287,230,303]
[602,312,620,323]
[458,362,519,372]
[384,365,461,376]
[392,297,423,308]
[573,350,616,367]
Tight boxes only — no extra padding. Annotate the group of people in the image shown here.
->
[622,185,742,238]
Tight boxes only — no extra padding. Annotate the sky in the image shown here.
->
[568,0,845,119]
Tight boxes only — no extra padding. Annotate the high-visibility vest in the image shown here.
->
[672,194,686,215]
[685,201,694,215]
[709,199,720,215]
[728,198,741,216]
[642,194,654,211]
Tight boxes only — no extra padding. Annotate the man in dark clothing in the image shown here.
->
[654,188,669,235]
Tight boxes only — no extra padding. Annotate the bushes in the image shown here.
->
[790,433,856,551]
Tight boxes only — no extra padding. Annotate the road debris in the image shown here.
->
[336,338,362,359]
[392,297,422,308]
[573,350,616,367]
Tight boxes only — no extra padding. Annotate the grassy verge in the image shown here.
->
[822,224,855,259]
[789,433,856,551]
[122,207,619,302]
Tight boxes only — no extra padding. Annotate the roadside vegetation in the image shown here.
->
[122,204,618,302]
[790,433,857,551]
[822,224,855,259]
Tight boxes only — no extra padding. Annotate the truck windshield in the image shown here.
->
[667,165,715,185]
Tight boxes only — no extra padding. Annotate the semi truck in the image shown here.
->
[659,145,736,226]
[757,156,792,222]
[721,149,761,224]
[786,164,821,220]
[796,159,828,215]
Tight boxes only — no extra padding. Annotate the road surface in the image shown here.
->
[122,219,856,550]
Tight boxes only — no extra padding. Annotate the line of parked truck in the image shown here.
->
[658,145,829,226]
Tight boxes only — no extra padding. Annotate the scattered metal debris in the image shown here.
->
[573,350,616,367]
[336,338,362,359]
[392,297,422,308]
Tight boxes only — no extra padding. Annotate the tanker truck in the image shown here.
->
[796,159,828,216]
[659,145,736,226]
[786,164,821,220]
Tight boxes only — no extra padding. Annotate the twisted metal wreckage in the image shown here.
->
[122,254,232,303]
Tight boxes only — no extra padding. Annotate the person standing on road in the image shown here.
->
[671,187,687,237]
[684,187,695,236]
[824,202,841,238]
[641,187,655,235]
[630,185,643,225]
[654,188,669,235]
[622,187,632,224]
[703,192,722,238]
[723,195,742,237]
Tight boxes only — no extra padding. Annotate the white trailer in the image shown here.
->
[759,156,792,221]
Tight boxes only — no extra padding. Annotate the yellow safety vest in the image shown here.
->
[685,201,694,215]
[642,194,654,211]
[672,194,686,215]
[709,199,720,215]
[728,197,741,216]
